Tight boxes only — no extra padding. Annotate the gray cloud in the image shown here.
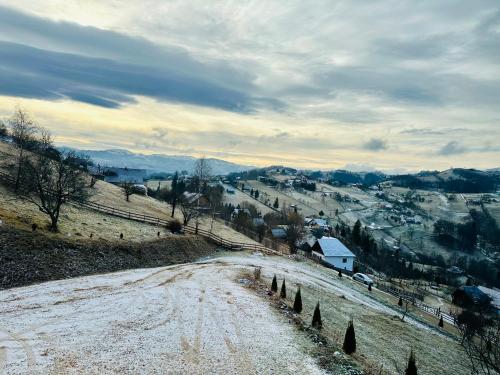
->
[399,127,468,136]
[0,41,259,111]
[438,141,468,155]
[0,6,284,112]
[363,138,388,151]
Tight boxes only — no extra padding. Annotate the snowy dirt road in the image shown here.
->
[0,255,325,375]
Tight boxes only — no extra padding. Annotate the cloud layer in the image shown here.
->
[0,1,499,170]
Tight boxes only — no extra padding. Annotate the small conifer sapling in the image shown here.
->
[293,287,303,313]
[405,350,417,375]
[343,319,356,354]
[271,275,278,293]
[280,279,287,298]
[312,302,322,329]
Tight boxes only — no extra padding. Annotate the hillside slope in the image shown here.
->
[0,140,258,245]
[0,225,215,289]
[0,251,469,374]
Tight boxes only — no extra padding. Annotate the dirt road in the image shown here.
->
[0,256,324,374]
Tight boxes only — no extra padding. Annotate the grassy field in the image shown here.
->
[0,141,258,245]
[236,253,469,375]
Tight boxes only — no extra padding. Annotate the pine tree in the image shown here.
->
[352,220,362,244]
[273,197,279,208]
[438,316,444,327]
[280,279,287,298]
[293,287,303,313]
[398,296,403,306]
[343,319,356,354]
[312,302,322,329]
[405,350,417,375]
[271,275,278,293]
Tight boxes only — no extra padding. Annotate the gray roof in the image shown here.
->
[315,237,355,257]
[271,228,287,238]
[253,218,266,226]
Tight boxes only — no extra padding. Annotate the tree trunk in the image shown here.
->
[171,198,176,218]
[14,149,23,192]
[49,215,58,232]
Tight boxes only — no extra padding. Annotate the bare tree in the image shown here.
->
[459,311,500,374]
[8,108,39,192]
[0,121,7,138]
[179,196,198,226]
[193,156,212,193]
[122,181,135,202]
[285,211,305,253]
[20,131,91,231]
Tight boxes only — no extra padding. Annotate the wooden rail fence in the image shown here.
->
[377,283,457,326]
[0,169,458,326]
[0,170,282,254]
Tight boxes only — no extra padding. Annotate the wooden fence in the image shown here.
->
[0,169,458,325]
[377,283,457,325]
[0,170,282,255]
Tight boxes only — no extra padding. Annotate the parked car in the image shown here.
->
[353,273,373,286]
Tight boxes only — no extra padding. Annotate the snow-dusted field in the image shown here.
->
[0,251,467,374]
[0,254,325,375]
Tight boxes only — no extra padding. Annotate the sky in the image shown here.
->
[0,1,499,172]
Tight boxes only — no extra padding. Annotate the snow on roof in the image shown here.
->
[478,286,500,309]
[315,237,355,258]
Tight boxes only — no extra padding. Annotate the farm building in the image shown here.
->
[311,237,356,272]
[271,228,287,239]
[104,167,147,184]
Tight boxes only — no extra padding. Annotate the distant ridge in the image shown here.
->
[65,148,255,175]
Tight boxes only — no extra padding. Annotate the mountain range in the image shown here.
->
[71,149,254,175]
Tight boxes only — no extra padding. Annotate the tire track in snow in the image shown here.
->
[0,329,36,373]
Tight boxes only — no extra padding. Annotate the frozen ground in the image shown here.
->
[0,254,325,375]
[0,252,467,374]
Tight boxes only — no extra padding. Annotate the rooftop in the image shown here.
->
[314,237,355,258]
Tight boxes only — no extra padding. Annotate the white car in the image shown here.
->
[352,273,373,286]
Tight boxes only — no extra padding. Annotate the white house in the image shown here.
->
[311,237,356,272]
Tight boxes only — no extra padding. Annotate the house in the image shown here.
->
[181,192,210,210]
[271,228,287,239]
[104,167,147,184]
[305,217,329,229]
[453,286,492,307]
[311,237,356,272]
[231,208,251,219]
[252,218,266,227]
[478,286,500,315]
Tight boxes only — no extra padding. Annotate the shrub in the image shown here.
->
[271,274,278,292]
[405,350,417,375]
[253,267,261,280]
[293,287,303,313]
[0,122,7,138]
[312,301,322,329]
[167,219,182,233]
[280,279,287,298]
[343,319,356,354]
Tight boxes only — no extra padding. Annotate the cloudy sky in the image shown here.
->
[0,1,499,171]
